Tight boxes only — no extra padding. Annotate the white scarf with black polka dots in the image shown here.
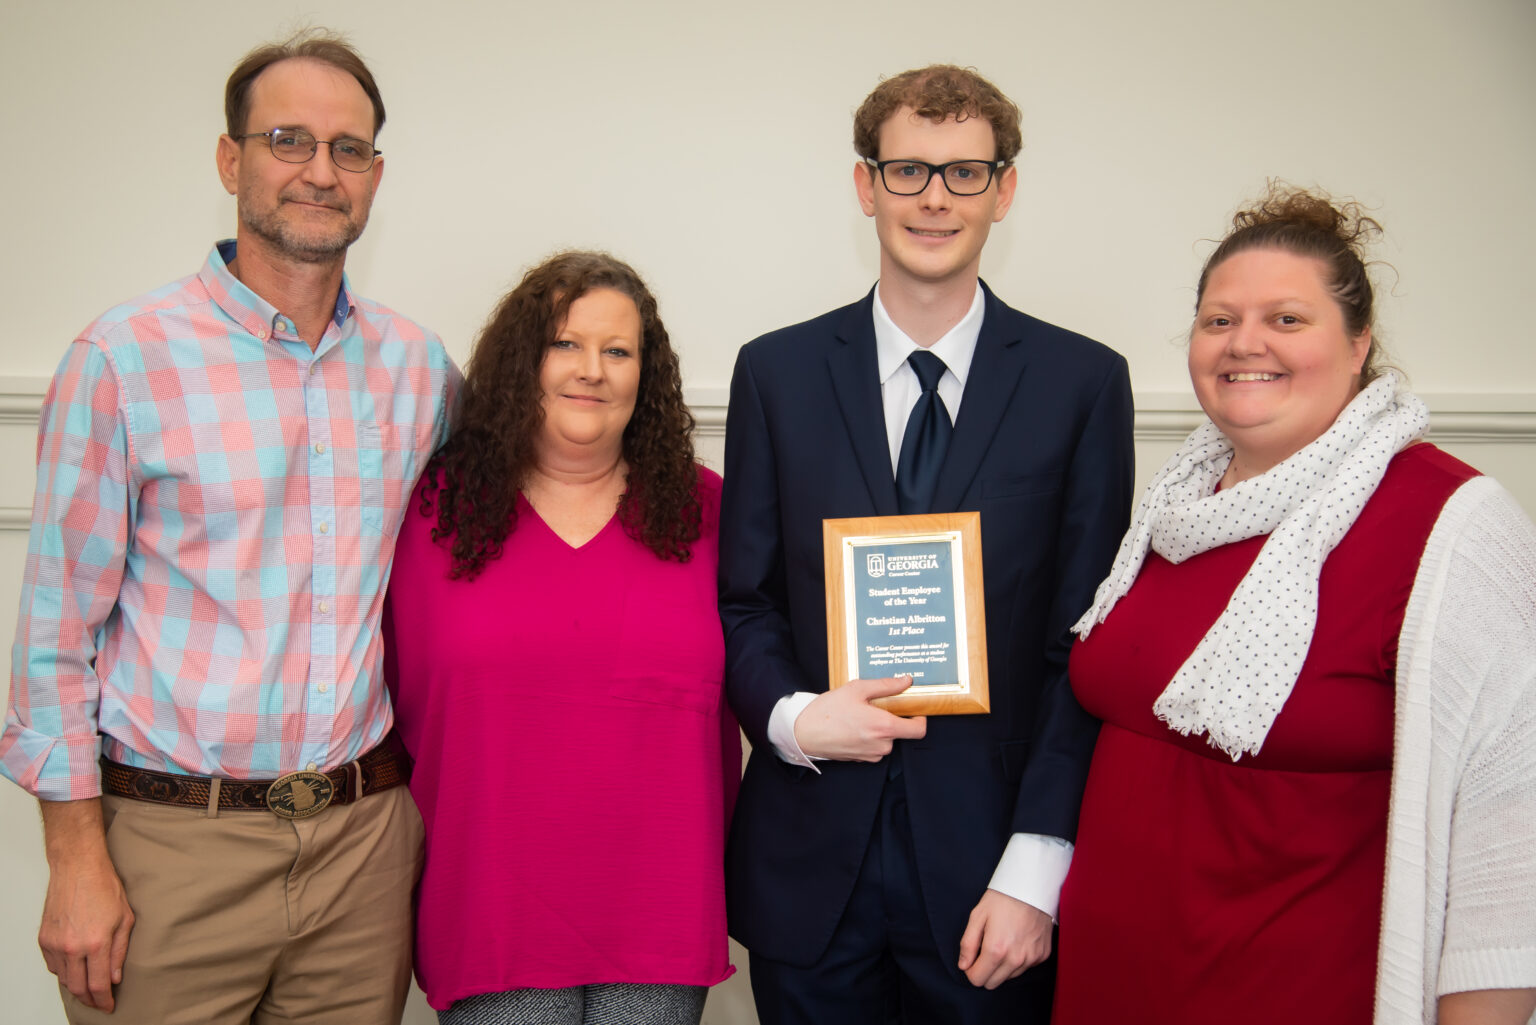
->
[1073,371,1429,760]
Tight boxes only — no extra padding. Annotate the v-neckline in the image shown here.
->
[518,492,619,552]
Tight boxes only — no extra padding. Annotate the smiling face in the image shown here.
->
[855,107,1016,292]
[537,287,643,461]
[216,58,382,267]
[1189,247,1371,478]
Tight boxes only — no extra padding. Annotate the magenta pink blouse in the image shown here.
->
[384,466,737,1010]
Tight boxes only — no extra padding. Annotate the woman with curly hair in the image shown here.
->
[384,251,738,1025]
[1052,186,1536,1024]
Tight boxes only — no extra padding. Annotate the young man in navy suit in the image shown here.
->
[720,65,1135,1023]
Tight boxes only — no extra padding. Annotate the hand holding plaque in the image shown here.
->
[823,512,989,716]
[790,675,929,761]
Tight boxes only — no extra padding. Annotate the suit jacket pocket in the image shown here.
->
[997,739,1032,783]
[981,472,1062,499]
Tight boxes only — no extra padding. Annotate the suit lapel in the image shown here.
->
[827,291,900,516]
[931,284,1030,513]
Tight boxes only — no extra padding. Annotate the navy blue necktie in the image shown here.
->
[896,350,952,514]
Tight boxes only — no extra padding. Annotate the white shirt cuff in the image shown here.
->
[767,692,824,772]
[986,832,1073,922]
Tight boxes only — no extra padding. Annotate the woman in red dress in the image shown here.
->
[1053,186,1536,1025]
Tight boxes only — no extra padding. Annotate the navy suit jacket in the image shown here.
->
[719,283,1134,974]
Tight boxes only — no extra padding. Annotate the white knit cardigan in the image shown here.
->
[1376,475,1536,1023]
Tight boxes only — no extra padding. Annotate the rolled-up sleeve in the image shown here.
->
[1,340,132,800]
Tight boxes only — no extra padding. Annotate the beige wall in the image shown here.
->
[2,0,1533,1021]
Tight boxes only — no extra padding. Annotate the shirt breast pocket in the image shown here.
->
[357,422,410,534]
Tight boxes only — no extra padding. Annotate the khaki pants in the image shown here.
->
[63,785,424,1025]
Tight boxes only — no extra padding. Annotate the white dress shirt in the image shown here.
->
[763,283,1073,919]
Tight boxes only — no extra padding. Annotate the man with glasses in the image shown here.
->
[720,65,1134,1023]
[0,29,457,1025]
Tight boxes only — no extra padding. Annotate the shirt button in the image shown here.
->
[314,442,326,455]
[318,600,330,614]
[319,522,329,534]
[257,328,268,340]
[306,762,318,771]
[317,683,329,694]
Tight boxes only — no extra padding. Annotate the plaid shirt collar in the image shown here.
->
[200,240,355,343]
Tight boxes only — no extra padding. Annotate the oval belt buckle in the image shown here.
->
[265,770,335,819]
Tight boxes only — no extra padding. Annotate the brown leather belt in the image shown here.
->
[100,738,409,819]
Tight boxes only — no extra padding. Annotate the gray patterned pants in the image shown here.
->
[438,983,706,1025]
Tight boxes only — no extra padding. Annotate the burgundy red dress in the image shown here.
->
[1053,444,1477,1024]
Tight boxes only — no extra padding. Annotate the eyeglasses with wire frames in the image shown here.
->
[866,158,1006,197]
[234,128,381,172]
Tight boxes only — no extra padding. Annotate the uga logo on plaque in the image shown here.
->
[866,553,886,578]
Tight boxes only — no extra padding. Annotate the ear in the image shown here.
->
[216,135,241,196]
[370,154,384,192]
[991,164,1018,223]
[1350,327,1372,375]
[854,160,877,217]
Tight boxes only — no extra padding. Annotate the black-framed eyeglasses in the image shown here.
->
[866,158,1005,196]
[235,128,381,172]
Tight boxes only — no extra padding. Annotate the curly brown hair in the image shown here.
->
[1197,182,1390,386]
[853,65,1022,164]
[421,251,700,579]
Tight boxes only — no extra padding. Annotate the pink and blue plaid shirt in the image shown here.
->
[1,242,460,800]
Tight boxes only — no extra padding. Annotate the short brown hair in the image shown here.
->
[853,65,1022,164]
[225,28,385,138]
[1196,182,1390,387]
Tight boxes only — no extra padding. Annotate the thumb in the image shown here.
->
[110,915,132,983]
[854,675,914,699]
[957,912,982,969]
